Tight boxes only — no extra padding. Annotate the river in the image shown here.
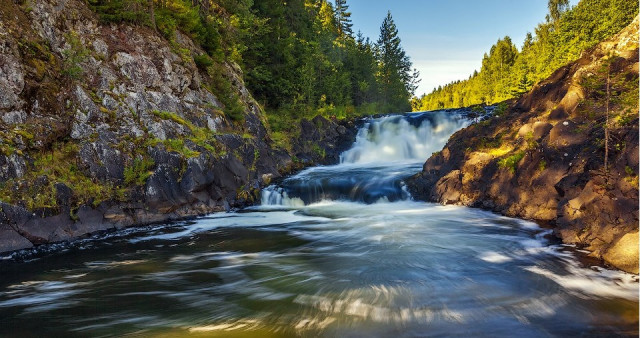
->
[0,111,637,337]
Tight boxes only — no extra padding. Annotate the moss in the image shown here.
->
[150,110,224,156]
[0,142,126,211]
[13,127,34,141]
[538,159,547,171]
[498,151,525,173]
[152,110,190,127]
[30,59,47,81]
[523,131,534,148]
[624,166,638,189]
[100,106,117,121]
[311,143,326,159]
[146,137,200,158]
[269,131,292,152]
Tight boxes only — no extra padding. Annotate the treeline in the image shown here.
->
[413,0,638,111]
[87,0,419,119]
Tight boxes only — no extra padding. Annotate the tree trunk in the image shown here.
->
[604,69,610,174]
[149,0,157,32]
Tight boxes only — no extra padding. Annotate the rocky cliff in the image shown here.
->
[0,0,356,253]
[408,18,639,273]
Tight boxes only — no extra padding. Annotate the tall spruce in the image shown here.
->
[334,0,353,37]
[376,11,419,113]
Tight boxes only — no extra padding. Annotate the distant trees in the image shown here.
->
[242,1,417,115]
[87,0,418,116]
[414,0,638,111]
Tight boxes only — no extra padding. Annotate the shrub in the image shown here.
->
[498,151,525,173]
[194,54,214,69]
[124,157,155,186]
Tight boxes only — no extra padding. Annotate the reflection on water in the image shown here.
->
[0,111,637,337]
[0,201,637,337]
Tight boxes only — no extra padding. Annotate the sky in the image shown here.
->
[343,0,579,96]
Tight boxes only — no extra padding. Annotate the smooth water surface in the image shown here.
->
[0,111,637,337]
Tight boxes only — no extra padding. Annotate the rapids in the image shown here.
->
[0,110,637,337]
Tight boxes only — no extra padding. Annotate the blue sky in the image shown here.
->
[342,0,579,96]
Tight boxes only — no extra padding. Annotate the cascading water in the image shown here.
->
[261,111,468,206]
[340,111,466,164]
[0,109,636,337]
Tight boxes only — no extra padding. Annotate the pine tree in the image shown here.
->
[334,0,353,37]
[376,11,419,112]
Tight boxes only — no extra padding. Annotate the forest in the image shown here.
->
[87,0,419,124]
[413,0,638,111]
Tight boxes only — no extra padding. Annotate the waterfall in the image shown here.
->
[340,111,468,164]
[261,110,469,206]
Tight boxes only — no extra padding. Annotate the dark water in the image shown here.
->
[0,111,637,337]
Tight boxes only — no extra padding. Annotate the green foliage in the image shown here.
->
[87,0,416,126]
[242,0,415,116]
[625,165,634,176]
[524,131,538,150]
[538,159,547,171]
[0,142,125,211]
[86,0,150,24]
[124,157,155,186]
[61,31,89,80]
[146,137,200,158]
[625,166,639,188]
[375,11,419,113]
[498,151,525,173]
[205,63,246,122]
[152,110,188,126]
[311,143,326,158]
[494,102,509,117]
[193,54,214,69]
[414,0,638,111]
[150,110,224,156]
[579,52,639,169]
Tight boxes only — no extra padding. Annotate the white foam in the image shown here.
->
[479,251,512,263]
[524,265,639,301]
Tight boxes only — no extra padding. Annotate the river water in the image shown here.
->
[0,111,637,337]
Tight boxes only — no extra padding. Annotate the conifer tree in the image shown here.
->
[334,0,353,37]
[376,11,419,112]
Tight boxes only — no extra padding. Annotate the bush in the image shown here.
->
[124,157,155,186]
[498,151,525,173]
[194,54,214,69]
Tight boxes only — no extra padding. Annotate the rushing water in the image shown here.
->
[0,111,637,337]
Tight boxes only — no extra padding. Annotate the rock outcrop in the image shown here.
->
[0,0,356,253]
[408,18,639,273]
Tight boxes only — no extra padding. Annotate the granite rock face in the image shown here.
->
[407,18,639,273]
[0,0,356,253]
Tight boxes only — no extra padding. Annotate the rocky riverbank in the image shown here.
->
[407,18,639,273]
[0,0,357,253]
